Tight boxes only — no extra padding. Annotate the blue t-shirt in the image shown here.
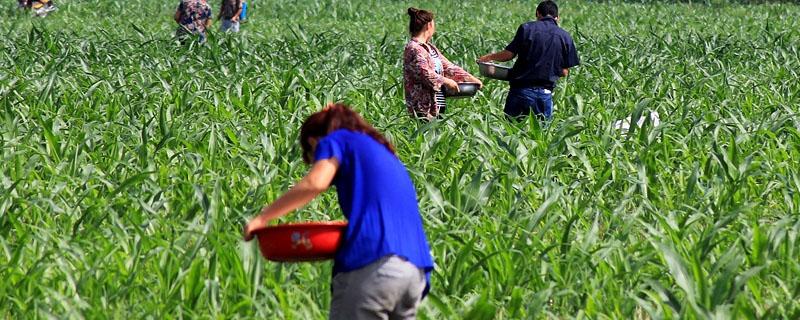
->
[505,17,580,90]
[314,129,434,291]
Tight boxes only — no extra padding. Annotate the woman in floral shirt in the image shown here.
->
[174,0,212,44]
[403,7,481,120]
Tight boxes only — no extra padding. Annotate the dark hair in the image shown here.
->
[407,7,434,36]
[299,103,396,164]
[536,1,559,18]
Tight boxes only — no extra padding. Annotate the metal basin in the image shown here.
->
[477,61,511,80]
[444,82,480,98]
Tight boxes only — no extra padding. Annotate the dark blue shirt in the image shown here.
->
[505,17,580,90]
[314,129,434,293]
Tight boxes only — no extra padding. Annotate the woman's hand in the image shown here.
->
[443,78,459,92]
[467,76,483,89]
[243,216,266,241]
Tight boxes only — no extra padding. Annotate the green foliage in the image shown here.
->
[1,0,799,318]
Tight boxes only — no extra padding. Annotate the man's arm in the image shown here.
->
[479,50,516,63]
[480,25,524,63]
[561,34,580,77]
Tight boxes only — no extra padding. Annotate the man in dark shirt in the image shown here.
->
[479,1,580,121]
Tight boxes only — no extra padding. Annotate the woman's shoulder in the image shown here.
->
[404,41,430,60]
[322,130,374,153]
[324,129,357,141]
[426,42,442,53]
[404,40,425,51]
[327,129,377,143]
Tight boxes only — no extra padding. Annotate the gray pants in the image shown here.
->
[330,256,426,320]
[220,19,240,32]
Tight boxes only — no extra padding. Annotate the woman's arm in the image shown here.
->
[243,158,339,241]
[232,1,243,21]
[174,7,182,23]
[437,48,481,86]
[204,6,213,28]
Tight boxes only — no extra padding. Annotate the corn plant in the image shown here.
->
[1,0,799,318]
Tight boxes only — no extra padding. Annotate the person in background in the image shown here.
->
[403,7,482,120]
[31,0,56,16]
[218,0,242,33]
[239,1,247,21]
[479,0,579,121]
[18,0,57,16]
[174,0,212,44]
[244,103,434,319]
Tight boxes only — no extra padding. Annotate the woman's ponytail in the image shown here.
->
[407,7,433,36]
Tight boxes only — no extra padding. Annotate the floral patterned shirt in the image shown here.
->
[177,0,212,35]
[403,40,473,119]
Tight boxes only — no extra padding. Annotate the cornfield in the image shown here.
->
[1,0,799,318]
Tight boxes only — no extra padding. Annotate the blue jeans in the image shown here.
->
[504,87,553,120]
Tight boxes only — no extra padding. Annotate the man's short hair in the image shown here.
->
[537,1,558,18]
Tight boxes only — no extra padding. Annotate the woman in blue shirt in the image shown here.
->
[244,103,434,319]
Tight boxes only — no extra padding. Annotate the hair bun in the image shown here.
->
[407,7,419,16]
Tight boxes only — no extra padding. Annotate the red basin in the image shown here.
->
[254,221,347,262]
